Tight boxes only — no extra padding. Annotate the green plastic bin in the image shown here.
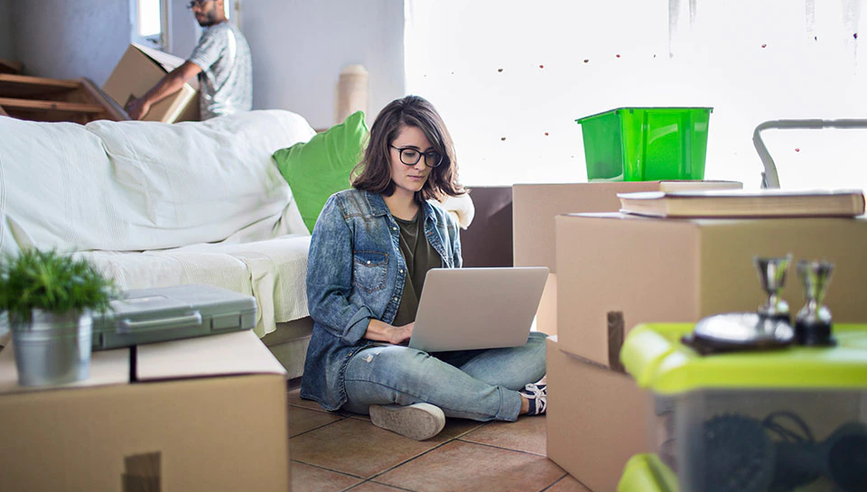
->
[618,454,679,492]
[620,323,867,492]
[575,107,712,181]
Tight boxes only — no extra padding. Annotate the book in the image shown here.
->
[617,189,866,218]
[656,180,743,192]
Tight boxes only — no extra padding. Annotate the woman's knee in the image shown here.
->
[347,346,435,381]
[528,331,548,352]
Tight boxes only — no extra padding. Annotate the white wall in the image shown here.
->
[167,0,200,59]
[0,0,14,60]
[406,0,867,190]
[10,0,130,84]
[239,0,405,129]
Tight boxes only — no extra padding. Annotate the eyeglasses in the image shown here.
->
[187,0,213,9]
[390,146,443,168]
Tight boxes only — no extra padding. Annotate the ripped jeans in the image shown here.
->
[341,331,547,422]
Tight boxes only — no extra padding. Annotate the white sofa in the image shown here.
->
[0,110,320,377]
[0,110,476,379]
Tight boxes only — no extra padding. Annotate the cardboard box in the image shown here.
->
[0,330,290,491]
[512,181,741,336]
[103,43,199,123]
[546,336,651,492]
[556,213,867,368]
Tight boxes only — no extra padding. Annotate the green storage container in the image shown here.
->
[618,454,679,492]
[575,107,712,181]
[619,323,867,492]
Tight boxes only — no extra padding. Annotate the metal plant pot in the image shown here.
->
[9,309,92,386]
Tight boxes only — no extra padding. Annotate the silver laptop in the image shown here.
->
[408,267,549,352]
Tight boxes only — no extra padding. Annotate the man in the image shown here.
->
[126,0,252,120]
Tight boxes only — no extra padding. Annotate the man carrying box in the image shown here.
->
[126,0,252,121]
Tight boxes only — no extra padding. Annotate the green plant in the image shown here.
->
[0,249,117,323]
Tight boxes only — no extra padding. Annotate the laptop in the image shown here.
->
[408,267,549,352]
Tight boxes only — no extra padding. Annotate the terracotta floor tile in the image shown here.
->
[347,481,412,492]
[291,461,362,492]
[290,418,446,478]
[288,387,358,417]
[545,475,593,492]
[288,405,343,438]
[460,415,547,455]
[373,440,566,492]
[437,418,487,440]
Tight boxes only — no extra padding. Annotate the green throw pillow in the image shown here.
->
[274,111,368,233]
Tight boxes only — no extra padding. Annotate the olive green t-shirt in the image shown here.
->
[392,211,442,327]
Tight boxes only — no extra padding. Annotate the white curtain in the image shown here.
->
[405,0,867,190]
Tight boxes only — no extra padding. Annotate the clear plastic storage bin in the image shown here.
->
[619,323,867,492]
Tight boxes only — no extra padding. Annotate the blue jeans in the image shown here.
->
[342,331,547,422]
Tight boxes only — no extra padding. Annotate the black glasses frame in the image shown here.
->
[390,146,443,168]
[187,0,213,9]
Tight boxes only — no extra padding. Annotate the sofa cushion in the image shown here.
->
[175,234,311,336]
[273,110,368,233]
[0,111,315,256]
[76,234,312,337]
[87,110,315,249]
[0,119,114,256]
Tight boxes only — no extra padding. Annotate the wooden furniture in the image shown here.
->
[0,73,125,124]
[0,56,23,74]
[461,186,513,267]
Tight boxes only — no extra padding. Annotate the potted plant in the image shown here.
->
[0,249,117,386]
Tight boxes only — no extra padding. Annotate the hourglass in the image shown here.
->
[794,260,836,346]
[754,255,794,322]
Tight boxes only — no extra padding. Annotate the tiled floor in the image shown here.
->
[287,386,592,492]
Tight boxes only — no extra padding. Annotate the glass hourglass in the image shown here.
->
[753,255,793,323]
[795,260,836,346]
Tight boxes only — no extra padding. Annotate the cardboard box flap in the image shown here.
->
[102,44,199,123]
[136,330,286,381]
[0,343,130,396]
[132,43,199,90]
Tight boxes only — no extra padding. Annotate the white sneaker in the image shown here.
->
[519,383,547,416]
[369,403,446,441]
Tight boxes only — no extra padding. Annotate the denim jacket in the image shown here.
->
[299,189,462,410]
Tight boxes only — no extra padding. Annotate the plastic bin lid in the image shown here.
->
[574,107,713,124]
[617,454,679,492]
[620,323,867,394]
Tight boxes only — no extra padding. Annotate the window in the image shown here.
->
[131,0,169,49]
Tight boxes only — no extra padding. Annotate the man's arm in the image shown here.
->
[125,61,202,120]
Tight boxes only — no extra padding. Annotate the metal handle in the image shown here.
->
[753,119,867,189]
[118,312,203,333]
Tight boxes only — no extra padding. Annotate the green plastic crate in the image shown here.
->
[575,107,712,181]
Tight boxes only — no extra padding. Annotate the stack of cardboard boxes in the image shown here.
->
[0,330,291,490]
[513,182,867,492]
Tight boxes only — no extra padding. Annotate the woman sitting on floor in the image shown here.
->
[300,95,547,441]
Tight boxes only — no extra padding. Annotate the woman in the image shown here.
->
[300,95,547,441]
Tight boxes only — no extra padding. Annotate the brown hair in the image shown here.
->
[352,95,466,201]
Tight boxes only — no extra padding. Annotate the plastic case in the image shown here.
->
[575,107,712,182]
[92,284,257,350]
[620,323,867,492]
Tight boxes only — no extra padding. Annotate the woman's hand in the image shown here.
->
[365,319,414,345]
